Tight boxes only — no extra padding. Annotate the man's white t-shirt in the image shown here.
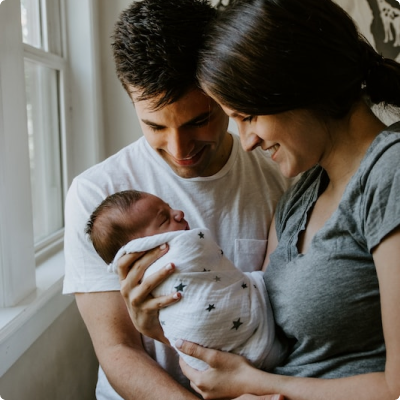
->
[63,134,290,399]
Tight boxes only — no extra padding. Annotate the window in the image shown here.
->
[21,0,65,247]
[0,0,67,308]
[1,0,108,303]
[0,0,103,376]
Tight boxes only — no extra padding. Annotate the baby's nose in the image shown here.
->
[173,209,185,221]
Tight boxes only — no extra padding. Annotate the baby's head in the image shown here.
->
[86,190,189,264]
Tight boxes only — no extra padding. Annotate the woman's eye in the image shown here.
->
[242,115,254,123]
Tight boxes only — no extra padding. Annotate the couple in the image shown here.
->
[63,0,400,399]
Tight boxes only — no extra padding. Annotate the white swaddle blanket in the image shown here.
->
[109,228,284,371]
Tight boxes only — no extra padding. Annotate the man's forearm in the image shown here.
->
[101,344,199,400]
[75,292,197,399]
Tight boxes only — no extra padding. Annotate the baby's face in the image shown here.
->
[133,194,190,237]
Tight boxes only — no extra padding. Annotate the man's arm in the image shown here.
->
[75,291,199,400]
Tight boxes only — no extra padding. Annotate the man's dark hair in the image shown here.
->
[112,0,217,110]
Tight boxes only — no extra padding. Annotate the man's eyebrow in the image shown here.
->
[182,111,211,126]
[141,111,211,129]
[141,119,164,128]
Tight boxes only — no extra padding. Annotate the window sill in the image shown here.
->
[0,249,73,377]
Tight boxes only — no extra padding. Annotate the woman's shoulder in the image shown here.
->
[360,122,400,184]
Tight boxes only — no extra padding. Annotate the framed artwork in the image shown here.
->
[210,0,232,10]
[334,0,400,61]
[210,0,400,60]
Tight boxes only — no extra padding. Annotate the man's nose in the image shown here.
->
[166,129,192,159]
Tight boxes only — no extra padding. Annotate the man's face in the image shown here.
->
[130,87,231,178]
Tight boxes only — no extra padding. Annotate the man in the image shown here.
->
[63,1,289,399]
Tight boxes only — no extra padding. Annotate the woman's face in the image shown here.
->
[221,105,331,178]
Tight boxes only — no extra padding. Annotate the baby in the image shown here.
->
[86,190,285,371]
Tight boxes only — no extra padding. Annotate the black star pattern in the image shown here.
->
[220,249,224,255]
[206,304,215,312]
[198,231,205,239]
[203,268,211,272]
[242,283,248,289]
[214,276,221,282]
[231,318,243,330]
[174,282,187,292]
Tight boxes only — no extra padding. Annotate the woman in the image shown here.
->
[173,0,400,399]
[119,0,400,399]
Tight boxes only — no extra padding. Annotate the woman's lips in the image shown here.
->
[265,144,280,159]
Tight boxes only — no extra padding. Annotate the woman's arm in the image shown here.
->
[373,225,400,397]
[177,342,391,400]
[177,226,400,400]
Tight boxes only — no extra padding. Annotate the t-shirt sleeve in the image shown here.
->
[362,142,400,251]
[63,177,120,294]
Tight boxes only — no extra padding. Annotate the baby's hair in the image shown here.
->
[86,190,145,264]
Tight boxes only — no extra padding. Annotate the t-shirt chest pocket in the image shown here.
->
[234,239,267,272]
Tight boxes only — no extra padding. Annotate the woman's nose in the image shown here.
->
[235,123,262,152]
[240,131,262,152]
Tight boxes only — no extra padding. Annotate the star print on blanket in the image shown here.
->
[111,228,283,371]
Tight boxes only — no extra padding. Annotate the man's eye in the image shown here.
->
[193,118,209,127]
[148,125,163,132]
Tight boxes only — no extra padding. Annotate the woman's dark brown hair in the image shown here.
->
[198,0,400,119]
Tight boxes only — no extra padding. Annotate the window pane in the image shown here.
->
[21,0,42,49]
[45,0,63,56]
[24,60,64,245]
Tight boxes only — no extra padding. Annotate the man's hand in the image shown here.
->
[117,244,181,343]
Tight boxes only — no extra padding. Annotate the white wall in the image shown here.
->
[98,0,143,157]
[0,302,98,399]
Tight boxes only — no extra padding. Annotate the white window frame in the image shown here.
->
[0,0,103,377]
